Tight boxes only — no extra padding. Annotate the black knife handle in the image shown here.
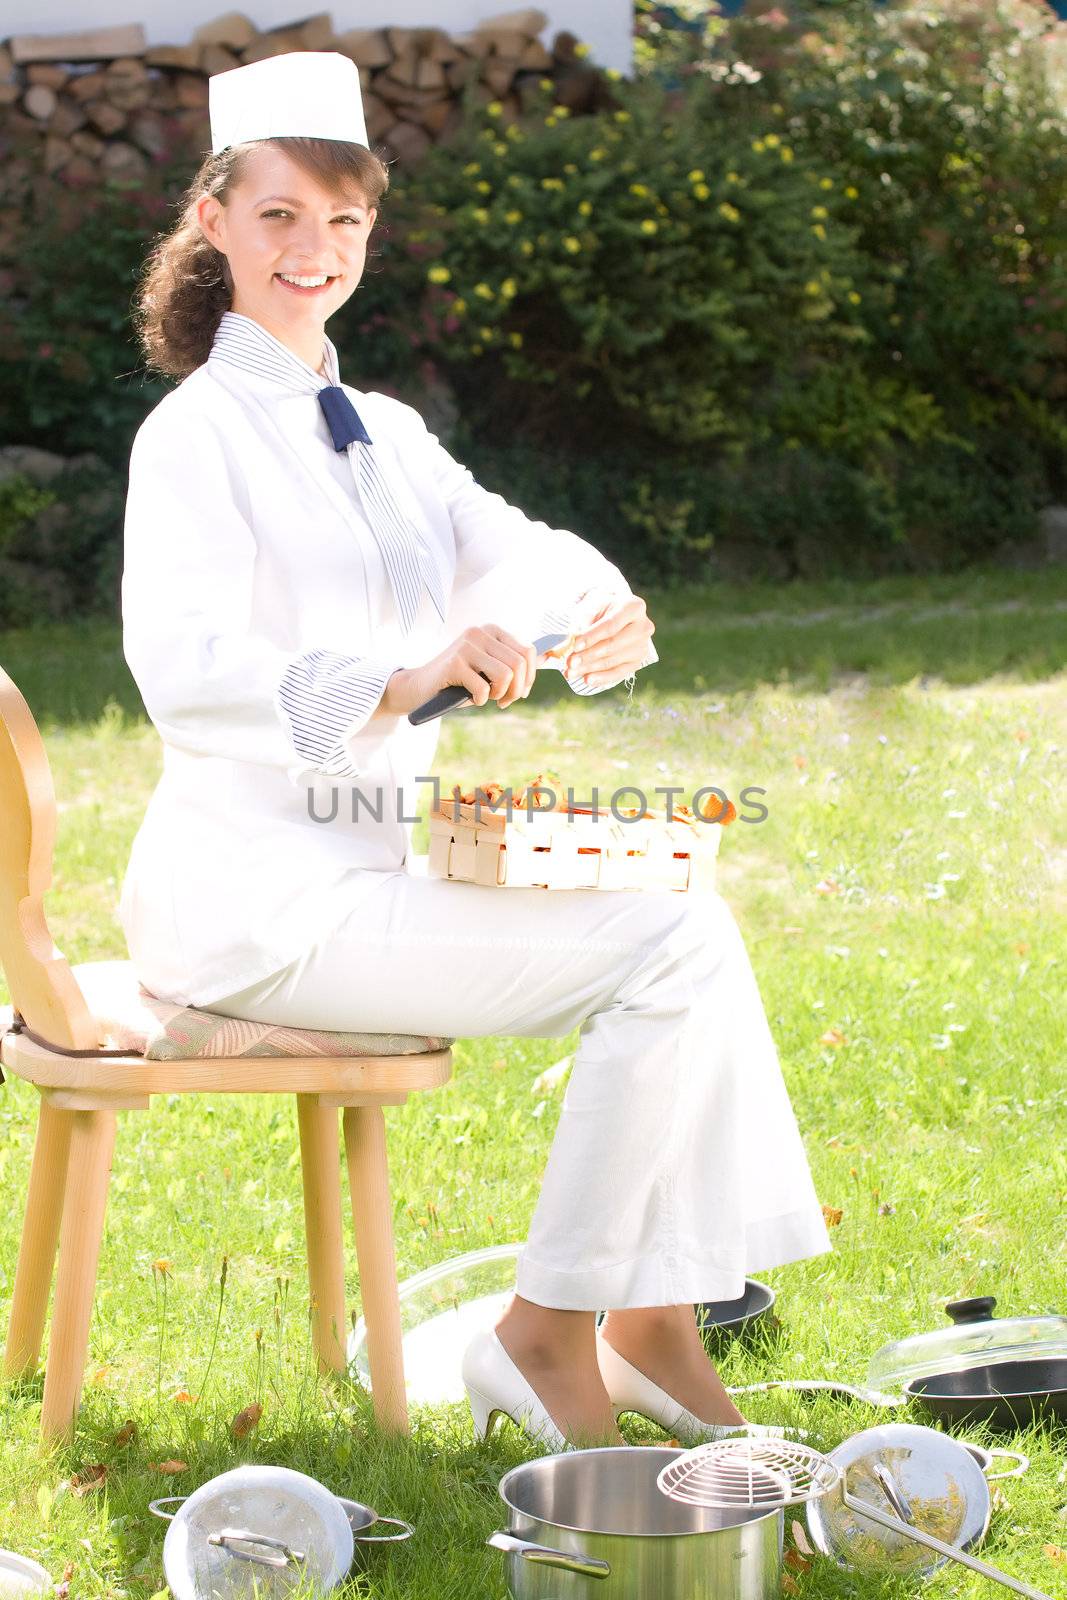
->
[408,675,488,726]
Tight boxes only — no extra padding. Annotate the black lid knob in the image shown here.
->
[945,1296,997,1325]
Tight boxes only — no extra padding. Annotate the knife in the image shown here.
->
[407,631,571,725]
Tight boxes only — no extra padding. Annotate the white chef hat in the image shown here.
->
[209,51,369,155]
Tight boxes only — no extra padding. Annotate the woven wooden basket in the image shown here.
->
[427,799,724,892]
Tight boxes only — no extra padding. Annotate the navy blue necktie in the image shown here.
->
[317,386,374,450]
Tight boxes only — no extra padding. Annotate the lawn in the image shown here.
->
[1,565,1065,1599]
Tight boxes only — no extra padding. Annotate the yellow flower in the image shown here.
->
[630,182,650,197]
[590,147,606,161]
[427,265,451,284]
[474,281,495,299]
[509,331,524,348]
[820,177,834,189]
[472,207,490,224]
[479,325,494,340]
[812,223,826,239]
[472,343,483,354]
[493,142,507,156]
[845,185,859,199]
[541,177,565,191]
[848,291,862,304]
[505,124,522,141]
[751,139,765,153]
[718,202,740,222]
[804,280,822,296]
[501,277,518,297]
[574,42,590,58]
[811,206,828,219]
[563,235,582,252]
[726,171,740,183]
[779,146,794,162]
[505,209,523,224]
[452,298,467,315]
[553,105,571,118]
[764,133,780,147]
[614,110,631,122]
[463,162,481,176]
[578,199,593,215]
[545,114,557,127]
[606,67,623,80]
[640,218,658,234]
[487,100,503,117]
[564,162,578,174]
[539,77,553,90]
[687,168,705,182]
[520,240,534,255]
[693,183,710,200]
[476,180,491,194]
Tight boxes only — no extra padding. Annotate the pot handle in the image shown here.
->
[983,1449,1030,1482]
[354,1516,416,1544]
[149,1497,186,1521]
[487,1530,611,1579]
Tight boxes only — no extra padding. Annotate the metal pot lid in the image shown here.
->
[867,1297,1067,1389]
[0,1552,53,1597]
[161,1464,355,1600]
[805,1422,990,1578]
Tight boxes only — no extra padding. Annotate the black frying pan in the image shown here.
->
[906,1359,1067,1431]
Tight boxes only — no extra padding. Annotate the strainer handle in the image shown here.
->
[842,1489,1054,1600]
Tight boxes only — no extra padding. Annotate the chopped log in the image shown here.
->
[0,84,22,107]
[479,7,549,33]
[85,100,127,136]
[43,135,71,174]
[144,44,203,70]
[293,14,336,50]
[477,28,535,58]
[483,58,523,95]
[193,12,257,51]
[518,38,553,69]
[127,109,168,159]
[445,57,479,91]
[106,56,150,78]
[23,85,58,120]
[69,129,105,159]
[452,32,497,59]
[9,25,147,65]
[361,92,392,140]
[332,28,392,69]
[421,96,457,135]
[240,34,300,64]
[101,139,149,179]
[552,63,601,111]
[375,78,453,111]
[48,99,88,137]
[383,49,420,87]
[58,154,98,187]
[415,57,448,90]
[174,73,210,108]
[26,64,69,89]
[382,119,432,164]
[109,78,153,112]
[0,45,15,83]
[200,44,242,75]
[69,70,111,102]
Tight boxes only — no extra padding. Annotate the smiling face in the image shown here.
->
[196,143,378,367]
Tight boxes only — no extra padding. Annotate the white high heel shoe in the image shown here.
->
[462,1328,570,1451]
[595,1330,805,1446]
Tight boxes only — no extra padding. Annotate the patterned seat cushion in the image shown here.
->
[52,960,454,1061]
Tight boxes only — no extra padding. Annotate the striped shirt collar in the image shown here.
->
[208,310,341,392]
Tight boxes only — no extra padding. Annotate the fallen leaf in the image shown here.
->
[69,1464,107,1497]
[1044,1544,1067,1564]
[781,1573,801,1596]
[113,1419,138,1448]
[149,1460,188,1475]
[231,1402,263,1439]
[822,1205,844,1227]
[813,877,840,895]
[90,1365,116,1386]
[791,1520,814,1556]
[819,1028,848,1047]
[173,1388,198,1404]
[785,1548,812,1574]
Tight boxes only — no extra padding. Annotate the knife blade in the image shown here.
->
[407,631,571,726]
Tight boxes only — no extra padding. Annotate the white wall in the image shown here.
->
[4,3,634,73]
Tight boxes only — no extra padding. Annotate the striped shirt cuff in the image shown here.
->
[276,649,401,778]
[536,604,659,696]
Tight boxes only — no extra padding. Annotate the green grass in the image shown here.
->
[1,567,1066,1599]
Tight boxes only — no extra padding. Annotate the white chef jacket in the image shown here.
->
[118,312,658,1008]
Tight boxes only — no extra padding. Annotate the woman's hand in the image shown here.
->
[381,624,543,717]
[565,589,656,687]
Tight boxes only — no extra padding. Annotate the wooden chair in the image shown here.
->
[0,664,454,1446]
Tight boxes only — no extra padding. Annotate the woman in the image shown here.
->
[120,50,831,1453]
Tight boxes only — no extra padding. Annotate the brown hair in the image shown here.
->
[131,135,390,381]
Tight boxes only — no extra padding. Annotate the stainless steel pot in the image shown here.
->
[487,1446,783,1600]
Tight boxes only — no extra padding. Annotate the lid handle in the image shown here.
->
[207,1528,306,1570]
[944,1296,996,1325]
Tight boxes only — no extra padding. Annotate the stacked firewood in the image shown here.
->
[0,8,616,188]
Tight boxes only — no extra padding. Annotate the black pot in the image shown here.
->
[694,1279,776,1343]
[906,1360,1067,1431]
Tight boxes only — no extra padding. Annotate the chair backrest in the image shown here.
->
[0,664,102,1049]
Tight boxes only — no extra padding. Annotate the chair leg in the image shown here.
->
[296,1095,347,1374]
[39,1109,116,1446]
[4,1097,73,1380]
[342,1105,409,1435]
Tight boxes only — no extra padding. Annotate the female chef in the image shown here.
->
[121,50,831,1452]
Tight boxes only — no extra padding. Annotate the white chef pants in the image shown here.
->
[206,870,832,1310]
